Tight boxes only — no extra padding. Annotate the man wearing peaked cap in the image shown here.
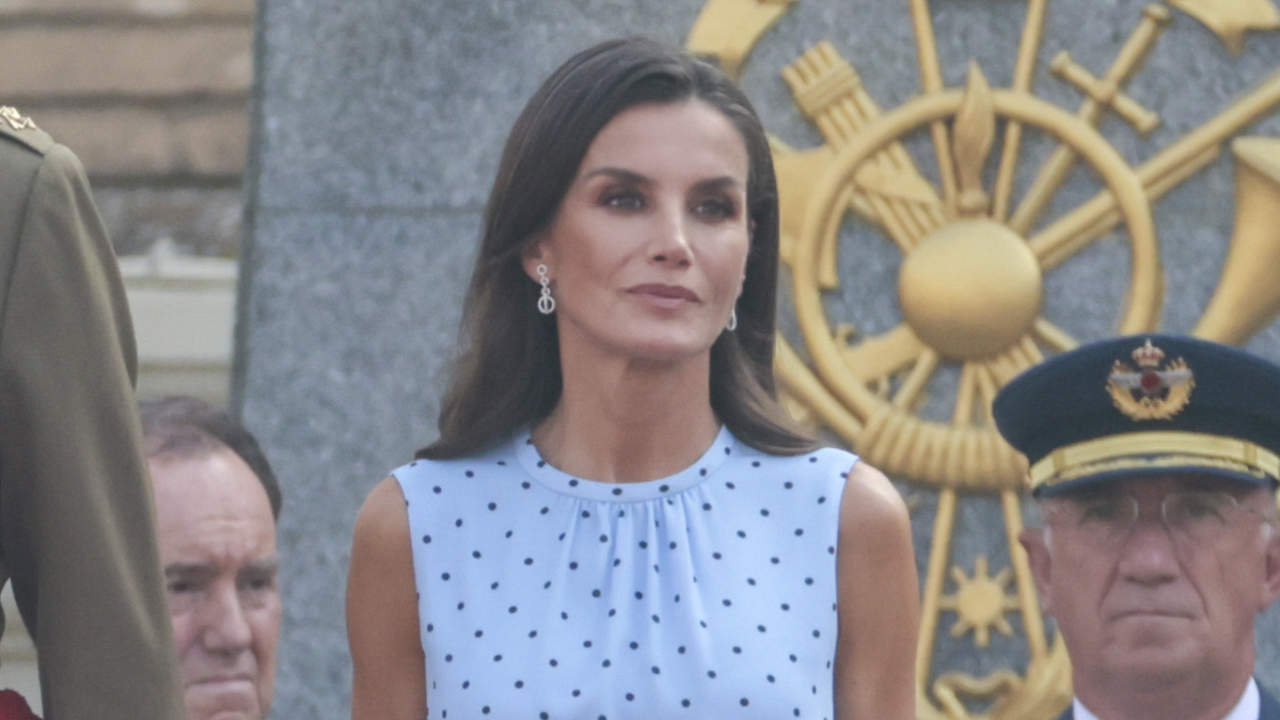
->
[994,333,1280,720]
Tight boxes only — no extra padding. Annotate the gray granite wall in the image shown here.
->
[238,0,1280,716]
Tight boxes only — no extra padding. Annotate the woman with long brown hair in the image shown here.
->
[347,36,918,719]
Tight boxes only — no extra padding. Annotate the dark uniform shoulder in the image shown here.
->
[0,106,55,158]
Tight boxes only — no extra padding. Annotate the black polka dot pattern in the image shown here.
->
[392,426,853,718]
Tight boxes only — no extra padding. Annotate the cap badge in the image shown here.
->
[1105,338,1195,421]
[0,107,37,132]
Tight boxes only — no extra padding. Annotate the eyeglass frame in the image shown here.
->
[1040,487,1277,549]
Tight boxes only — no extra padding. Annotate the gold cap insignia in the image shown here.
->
[1106,338,1195,420]
[0,106,38,132]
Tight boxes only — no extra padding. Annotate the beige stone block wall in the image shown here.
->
[0,0,251,15]
[0,0,254,255]
[30,105,249,178]
[1,26,252,96]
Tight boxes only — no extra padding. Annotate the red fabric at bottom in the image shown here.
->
[0,690,38,720]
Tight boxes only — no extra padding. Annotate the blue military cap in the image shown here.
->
[993,333,1280,497]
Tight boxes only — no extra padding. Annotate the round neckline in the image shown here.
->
[514,425,738,502]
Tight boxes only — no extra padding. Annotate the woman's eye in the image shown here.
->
[693,198,736,220]
[602,191,644,210]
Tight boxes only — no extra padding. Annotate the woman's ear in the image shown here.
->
[520,235,550,283]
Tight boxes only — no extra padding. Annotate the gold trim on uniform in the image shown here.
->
[1029,430,1280,488]
[0,106,37,132]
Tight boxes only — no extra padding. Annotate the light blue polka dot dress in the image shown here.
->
[393,426,856,719]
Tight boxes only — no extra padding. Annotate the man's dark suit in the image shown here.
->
[0,108,183,718]
[1054,682,1280,720]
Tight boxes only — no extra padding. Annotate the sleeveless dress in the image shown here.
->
[393,426,856,720]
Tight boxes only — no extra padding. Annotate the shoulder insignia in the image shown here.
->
[0,106,54,155]
[1106,338,1195,420]
[0,107,38,132]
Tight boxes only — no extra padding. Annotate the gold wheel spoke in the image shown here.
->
[909,0,958,213]
[1020,333,1046,364]
[929,125,959,217]
[952,362,978,426]
[839,323,927,387]
[916,489,958,699]
[992,0,1049,222]
[982,338,1041,393]
[992,121,1024,223]
[973,363,1000,426]
[1009,144,1082,236]
[1031,317,1078,353]
[892,347,940,411]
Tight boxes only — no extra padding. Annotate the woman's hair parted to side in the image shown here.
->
[419,36,815,459]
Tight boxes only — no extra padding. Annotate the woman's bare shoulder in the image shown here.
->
[352,476,410,545]
[839,461,910,533]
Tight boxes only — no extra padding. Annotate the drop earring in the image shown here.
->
[726,307,737,331]
[536,263,555,315]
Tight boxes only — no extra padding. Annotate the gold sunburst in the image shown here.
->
[938,555,1019,647]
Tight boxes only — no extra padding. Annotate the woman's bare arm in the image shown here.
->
[834,461,919,719]
[347,477,427,720]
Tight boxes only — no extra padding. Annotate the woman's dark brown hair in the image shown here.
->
[419,36,814,459]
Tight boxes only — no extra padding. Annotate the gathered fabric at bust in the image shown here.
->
[394,425,856,720]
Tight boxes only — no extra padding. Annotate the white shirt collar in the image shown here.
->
[1074,678,1259,720]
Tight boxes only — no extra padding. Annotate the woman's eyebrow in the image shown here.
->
[690,176,743,193]
[580,167,649,184]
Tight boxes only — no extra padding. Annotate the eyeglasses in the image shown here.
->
[1044,490,1275,547]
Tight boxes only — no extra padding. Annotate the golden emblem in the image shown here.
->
[687,0,1280,718]
[1170,0,1280,55]
[0,106,37,132]
[1106,339,1195,420]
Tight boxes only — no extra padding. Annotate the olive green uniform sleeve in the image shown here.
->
[0,135,184,719]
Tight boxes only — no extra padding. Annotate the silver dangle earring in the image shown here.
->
[726,307,738,331]
[536,263,555,315]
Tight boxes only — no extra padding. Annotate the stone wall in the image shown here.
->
[0,0,253,257]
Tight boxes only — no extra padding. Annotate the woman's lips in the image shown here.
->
[627,284,701,309]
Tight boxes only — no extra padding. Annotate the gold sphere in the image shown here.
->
[898,219,1042,360]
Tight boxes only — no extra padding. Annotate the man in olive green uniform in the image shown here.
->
[0,106,184,718]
